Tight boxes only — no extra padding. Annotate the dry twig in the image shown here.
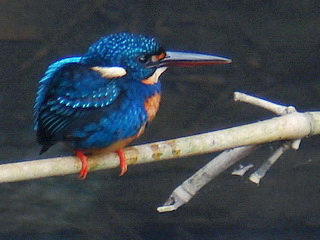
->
[157,145,259,212]
[0,91,320,214]
[249,141,291,185]
[157,92,319,212]
[0,108,319,184]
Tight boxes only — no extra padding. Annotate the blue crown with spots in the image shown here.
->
[82,32,163,68]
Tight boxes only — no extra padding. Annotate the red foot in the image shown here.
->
[116,149,127,176]
[75,150,88,180]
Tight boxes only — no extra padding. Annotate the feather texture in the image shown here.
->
[34,57,82,130]
[34,33,164,154]
[34,59,122,150]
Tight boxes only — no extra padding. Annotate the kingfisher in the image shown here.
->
[34,32,231,179]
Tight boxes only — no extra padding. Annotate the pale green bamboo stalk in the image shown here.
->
[0,111,320,183]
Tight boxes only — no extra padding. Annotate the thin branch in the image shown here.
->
[157,145,259,212]
[0,111,320,183]
[157,92,320,212]
[234,92,297,115]
[235,92,302,183]
[232,163,254,176]
[249,141,291,185]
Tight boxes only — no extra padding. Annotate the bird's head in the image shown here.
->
[82,32,231,84]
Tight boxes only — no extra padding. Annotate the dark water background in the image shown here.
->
[0,1,320,239]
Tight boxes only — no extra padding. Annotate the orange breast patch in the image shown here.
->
[144,93,161,122]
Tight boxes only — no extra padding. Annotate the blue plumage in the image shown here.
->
[34,32,231,177]
[34,33,161,154]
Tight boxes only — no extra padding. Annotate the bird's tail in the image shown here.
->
[39,144,52,155]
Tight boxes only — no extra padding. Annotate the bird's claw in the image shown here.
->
[119,164,128,176]
[116,149,128,176]
[79,165,88,179]
[75,150,89,180]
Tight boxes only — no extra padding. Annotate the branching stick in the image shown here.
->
[157,92,320,212]
[0,109,319,183]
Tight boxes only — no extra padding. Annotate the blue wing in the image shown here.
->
[34,57,82,129]
[34,57,121,151]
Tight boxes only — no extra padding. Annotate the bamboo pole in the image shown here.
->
[0,111,320,183]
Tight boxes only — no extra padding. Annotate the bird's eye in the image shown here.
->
[138,55,149,64]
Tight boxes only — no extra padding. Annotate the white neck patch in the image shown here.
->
[141,67,167,85]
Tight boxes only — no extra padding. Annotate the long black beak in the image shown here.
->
[155,51,231,68]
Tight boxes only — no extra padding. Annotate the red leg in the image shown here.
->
[75,150,88,179]
[116,149,127,176]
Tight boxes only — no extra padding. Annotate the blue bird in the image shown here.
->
[34,32,231,179]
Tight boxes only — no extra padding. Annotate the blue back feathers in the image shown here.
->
[34,57,81,130]
[34,32,164,152]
